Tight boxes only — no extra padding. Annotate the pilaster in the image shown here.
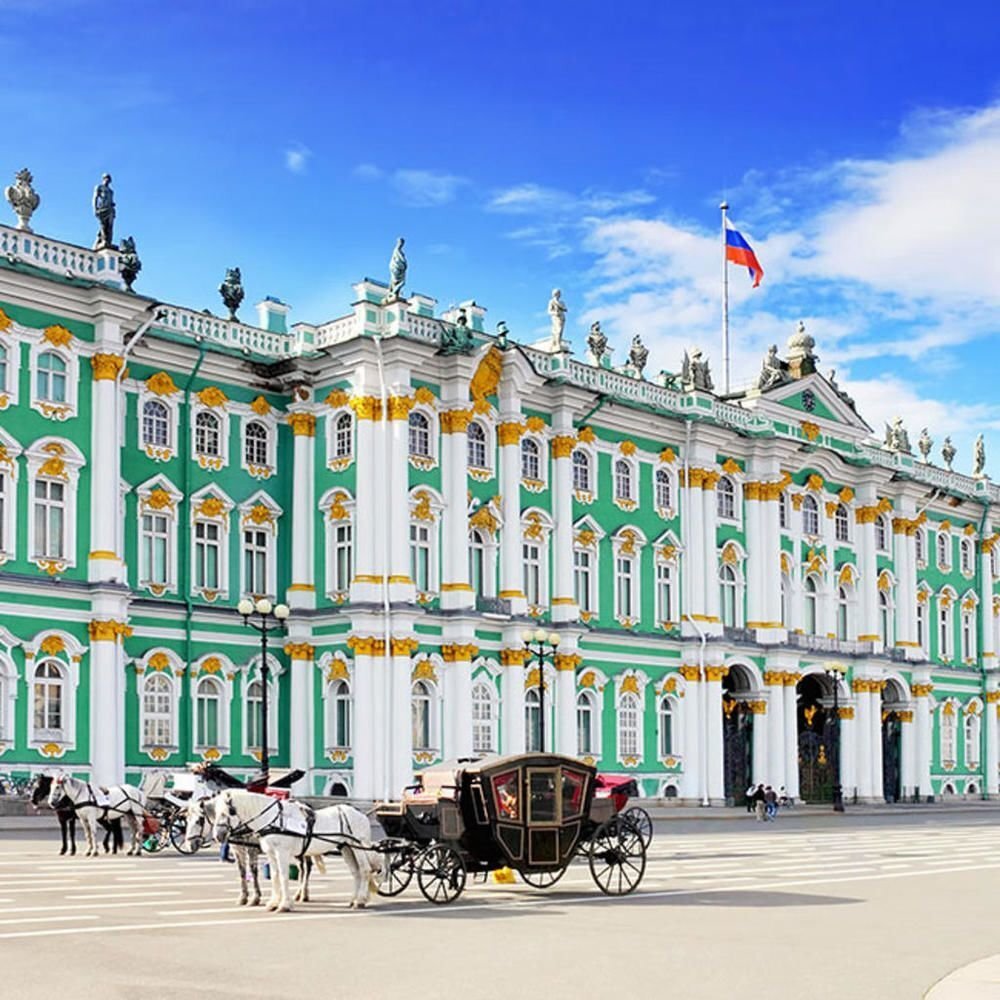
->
[386,385,416,604]
[87,603,131,785]
[985,685,1000,797]
[283,634,314,791]
[678,664,702,801]
[441,631,478,757]
[764,669,786,792]
[704,657,726,802]
[783,670,801,800]
[439,389,474,610]
[287,406,316,610]
[912,675,934,800]
[550,407,577,623]
[554,637,584,755]
[350,387,383,604]
[498,418,526,616]
[500,630,528,753]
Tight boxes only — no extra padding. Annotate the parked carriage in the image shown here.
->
[374,753,648,904]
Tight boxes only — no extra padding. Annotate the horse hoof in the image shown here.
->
[250,898,261,907]
[237,899,247,907]
[355,901,368,910]
[277,904,292,913]
[59,847,66,856]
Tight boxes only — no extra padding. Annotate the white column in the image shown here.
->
[387,395,415,602]
[550,413,577,623]
[388,642,415,796]
[871,681,884,800]
[985,690,999,797]
[501,645,527,754]
[681,472,705,636]
[89,341,125,583]
[840,708,857,800]
[286,411,316,610]
[439,406,474,611]
[350,396,381,604]
[751,703,768,786]
[900,710,916,800]
[913,681,933,800]
[705,663,725,802]
[555,658,578,755]
[765,671,786,792]
[498,420,526,615]
[680,667,702,801]
[87,613,130,785]
[854,680,874,800]
[856,495,880,644]
[981,548,996,665]
[442,642,475,758]
[892,510,914,650]
[745,492,766,628]
[284,638,313,792]
[702,482,721,632]
[351,645,380,800]
[783,676,801,800]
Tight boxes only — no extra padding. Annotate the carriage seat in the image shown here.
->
[401,770,459,807]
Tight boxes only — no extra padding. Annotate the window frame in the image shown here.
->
[576,689,598,757]
[140,671,177,750]
[802,494,820,537]
[716,475,738,522]
[29,342,78,420]
[190,402,230,469]
[471,678,498,754]
[616,690,642,761]
[411,679,436,752]
[466,420,490,473]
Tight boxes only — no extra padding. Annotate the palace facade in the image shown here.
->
[0,210,998,804]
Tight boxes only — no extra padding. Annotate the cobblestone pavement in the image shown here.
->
[2,815,999,999]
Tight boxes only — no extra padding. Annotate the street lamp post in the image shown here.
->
[826,664,846,813]
[237,597,290,784]
[521,628,560,753]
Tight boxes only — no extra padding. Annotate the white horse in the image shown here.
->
[203,789,380,912]
[181,795,263,907]
[47,775,147,856]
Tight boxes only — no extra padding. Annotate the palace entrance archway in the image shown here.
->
[797,673,833,802]
[722,665,757,806]
[881,679,907,803]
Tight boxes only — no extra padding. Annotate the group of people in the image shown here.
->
[746,783,784,821]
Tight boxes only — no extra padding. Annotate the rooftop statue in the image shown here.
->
[917,428,933,462]
[495,320,509,350]
[973,434,986,478]
[827,368,855,409]
[219,267,245,321]
[586,321,608,365]
[119,236,141,292]
[941,436,956,471]
[388,237,407,299]
[884,416,911,454]
[93,173,116,250]
[682,346,714,392]
[754,343,786,390]
[547,288,568,352]
[786,320,818,378]
[5,168,39,231]
[628,334,649,378]
[439,307,475,356]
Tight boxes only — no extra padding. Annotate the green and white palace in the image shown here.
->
[1,199,998,805]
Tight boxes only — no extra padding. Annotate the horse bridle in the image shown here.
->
[214,795,283,844]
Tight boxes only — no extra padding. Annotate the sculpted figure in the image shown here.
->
[547,289,567,351]
[93,173,116,249]
[5,168,39,231]
[628,334,649,377]
[754,344,785,390]
[683,347,714,392]
[974,434,986,478]
[388,237,407,298]
[439,307,474,356]
[941,436,956,471]
[587,321,608,364]
[917,428,932,462]
[119,236,141,292]
[219,267,245,321]
[884,417,911,454]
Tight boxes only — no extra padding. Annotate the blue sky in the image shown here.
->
[2,1,999,470]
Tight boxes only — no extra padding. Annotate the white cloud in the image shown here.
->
[354,163,385,181]
[285,145,311,174]
[352,164,468,207]
[488,182,655,216]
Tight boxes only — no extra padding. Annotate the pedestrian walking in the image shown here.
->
[745,783,756,813]
[764,785,778,821]
[752,783,766,821]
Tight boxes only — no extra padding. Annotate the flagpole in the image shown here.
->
[720,200,730,395]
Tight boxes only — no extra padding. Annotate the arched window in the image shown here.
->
[802,495,819,536]
[717,476,736,520]
[332,522,352,593]
[614,460,632,501]
[334,412,353,459]
[471,681,496,753]
[572,450,591,493]
[195,411,221,457]
[469,529,486,596]
[878,590,891,645]
[962,607,976,661]
[720,564,739,627]
[939,597,954,660]
[941,706,957,766]
[937,531,950,567]
[410,521,432,593]
[875,515,889,552]
[576,690,596,756]
[837,586,849,640]
[141,673,173,747]
[965,710,981,767]
[411,680,433,751]
[142,400,170,448]
[195,676,222,747]
[804,576,818,635]
[658,696,674,757]
[655,469,672,510]
[522,540,542,606]
[916,597,929,654]
[960,538,973,575]
[835,504,850,543]
[244,421,268,467]
[36,351,67,403]
[140,505,170,587]
[525,687,541,752]
[467,422,488,469]
[246,679,264,749]
[328,679,351,749]
[33,661,64,737]
[521,438,541,480]
[617,692,641,758]
[779,492,789,530]
[574,546,594,612]
[615,553,635,620]
[408,411,431,458]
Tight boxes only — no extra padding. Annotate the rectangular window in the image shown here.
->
[657,563,673,622]
[141,513,170,585]
[334,524,353,592]
[616,556,634,618]
[33,479,65,559]
[197,697,219,747]
[410,523,431,592]
[574,549,592,612]
[577,703,593,755]
[244,529,268,596]
[523,543,541,606]
[917,602,927,652]
[33,681,62,734]
[194,521,220,590]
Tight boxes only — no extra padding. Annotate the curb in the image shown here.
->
[925,955,1000,998]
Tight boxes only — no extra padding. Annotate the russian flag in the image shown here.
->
[725,222,764,288]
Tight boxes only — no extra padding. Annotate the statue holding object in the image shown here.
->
[93,173,116,250]
[388,237,407,299]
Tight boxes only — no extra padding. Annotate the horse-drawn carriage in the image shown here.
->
[374,752,649,904]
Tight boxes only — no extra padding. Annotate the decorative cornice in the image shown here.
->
[500,648,529,667]
[88,619,132,642]
[350,396,383,421]
[441,643,479,662]
[552,435,576,459]
[497,421,525,446]
[283,642,315,661]
[91,353,124,381]
[440,408,473,433]
[287,412,316,437]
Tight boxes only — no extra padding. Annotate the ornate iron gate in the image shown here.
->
[798,704,833,802]
[882,711,902,802]
[723,699,753,806]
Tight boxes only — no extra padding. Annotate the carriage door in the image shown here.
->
[882,710,902,803]
[722,696,753,806]
[526,768,560,866]
[797,675,832,802]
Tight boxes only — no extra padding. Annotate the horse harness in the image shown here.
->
[61,782,140,823]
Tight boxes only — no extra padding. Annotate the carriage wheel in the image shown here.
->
[621,806,654,848]
[519,868,566,890]
[169,812,198,855]
[377,847,414,897]
[416,845,466,905]
[588,817,646,896]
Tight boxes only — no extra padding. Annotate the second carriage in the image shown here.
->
[374,752,649,904]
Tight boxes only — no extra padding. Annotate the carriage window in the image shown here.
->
[560,769,586,819]
[527,769,558,824]
[492,770,520,821]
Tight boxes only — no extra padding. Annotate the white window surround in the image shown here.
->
[801,494,821,538]
[915,528,927,566]
[654,465,676,518]
[658,693,680,760]
[189,654,237,753]
[135,476,183,596]
[960,593,978,662]
[875,515,890,553]
[834,504,851,543]
[326,408,355,471]
[319,487,356,599]
[316,653,353,754]
[0,630,19,745]
[241,657,281,758]
[964,702,982,767]
[778,492,790,531]
[520,433,548,490]
[22,629,85,752]
[937,589,957,661]
[613,456,638,511]
[469,527,498,599]
[241,412,278,480]
[0,335,21,409]
[189,486,235,600]
[655,553,680,627]
[576,689,600,757]
[409,488,445,597]
[572,518,604,620]
[571,445,597,502]
[960,537,974,577]
[471,678,499,754]
[238,492,283,600]
[28,340,78,421]
[466,419,493,476]
[325,678,352,751]
[190,401,230,470]
[521,508,554,610]
[614,670,649,763]
[940,701,957,768]
[936,529,952,569]
[611,527,646,626]
[407,406,438,469]
[716,475,740,523]
[139,670,180,752]
[25,436,85,571]
[135,383,179,462]
[411,678,440,753]
[0,430,23,563]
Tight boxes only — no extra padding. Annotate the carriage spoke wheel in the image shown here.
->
[621,806,654,848]
[588,817,647,896]
[168,812,199,855]
[416,845,466,905]
[520,868,566,890]
[377,847,415,897]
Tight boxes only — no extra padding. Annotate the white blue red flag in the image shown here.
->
[724,222,764,288]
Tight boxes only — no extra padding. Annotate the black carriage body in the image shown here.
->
[378,753,612,875]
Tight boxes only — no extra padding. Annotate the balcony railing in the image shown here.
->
[786,633,874,656]
[1,224,124,288]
